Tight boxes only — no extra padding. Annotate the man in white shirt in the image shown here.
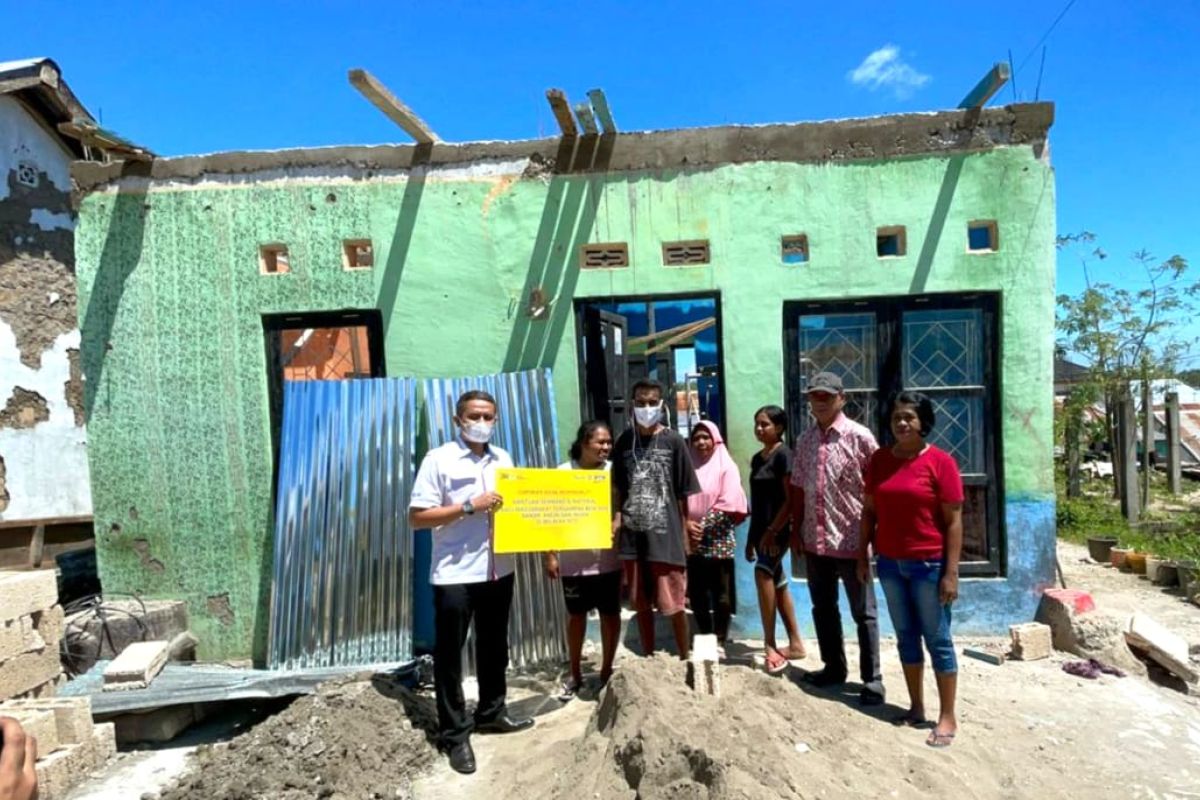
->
[409,390,534,775]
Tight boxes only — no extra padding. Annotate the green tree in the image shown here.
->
[1055,233,1197,511]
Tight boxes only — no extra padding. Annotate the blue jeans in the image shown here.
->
[876,557,957,674]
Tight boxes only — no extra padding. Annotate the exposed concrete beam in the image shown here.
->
[348,68,439,144]
[587,89,616,134]
[959,62,1011,109]
[573,101,599,136]
[545,89,578,138]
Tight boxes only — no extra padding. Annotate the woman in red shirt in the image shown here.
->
[858,391,964,748]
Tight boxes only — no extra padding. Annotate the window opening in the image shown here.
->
[967,221,999,253]
[343,239,374,269]
[876,226,906,258]
[260,244,290,274]
[781,234,809,264]
[580,243,629,269]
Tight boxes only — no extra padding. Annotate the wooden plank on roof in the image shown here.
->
[574,101,599,136]
[348,68,440,144]
[545,89,578,138]
[958,62,1011,110]
[587,89,616,134]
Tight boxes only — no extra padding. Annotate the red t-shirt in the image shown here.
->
[865,445,964,560]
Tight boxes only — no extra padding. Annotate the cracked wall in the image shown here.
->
[0,95,92,523]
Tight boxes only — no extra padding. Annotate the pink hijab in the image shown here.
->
[687,420,749,524]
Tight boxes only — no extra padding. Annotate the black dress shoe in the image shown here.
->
[801,669,847,688]
[474,714,535,734]
[447,741,476,774]
[860,682,886,706]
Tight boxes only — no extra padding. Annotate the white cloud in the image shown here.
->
[848,44,931,98]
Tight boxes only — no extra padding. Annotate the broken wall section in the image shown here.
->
[0,94,91,522]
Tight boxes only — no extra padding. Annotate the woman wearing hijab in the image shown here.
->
[685,420,748,653]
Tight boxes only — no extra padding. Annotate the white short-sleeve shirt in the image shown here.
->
[409,438,515,585]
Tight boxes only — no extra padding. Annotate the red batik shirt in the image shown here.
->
[790,413,878,558]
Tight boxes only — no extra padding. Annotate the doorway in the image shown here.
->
[262,310,387,468]
[574,293,724,441]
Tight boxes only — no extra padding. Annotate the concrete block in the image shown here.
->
[1,708,60,754]
[1041,588,1096,616]
[0,570,58,621]
[34,737,95,800]
[0,617,27,661]
[690,634,721,696]
[103,640,170,691]
[33,606,65,649]
[1009,622,1053,661]
[111,703,196,744]
[1,697,93,744]
[1126,613,1198,684]
[91,721,117,764]
[0,644,62,700]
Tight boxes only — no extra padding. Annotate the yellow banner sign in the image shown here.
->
[493,467,612,554]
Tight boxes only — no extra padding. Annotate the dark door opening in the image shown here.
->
[575,293,725,442]
[262,310,387,470]
[783,292,1003,575]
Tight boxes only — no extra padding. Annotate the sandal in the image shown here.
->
[558,678,582,701]
[764,648,789,676]
[781,643,807,660]
[926,730,955,748]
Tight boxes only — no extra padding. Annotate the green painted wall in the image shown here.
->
[75,146,1055,660]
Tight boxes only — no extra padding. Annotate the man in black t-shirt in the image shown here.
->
[612,379,700,658]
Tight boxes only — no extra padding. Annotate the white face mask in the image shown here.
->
[633,404,663,428]
[461,421,495,444]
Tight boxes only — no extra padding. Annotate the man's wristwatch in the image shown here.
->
[462,500,475,516]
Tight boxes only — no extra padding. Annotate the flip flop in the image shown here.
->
[557,679,582,702]
[764,648,789,676]
[926,730,956,748]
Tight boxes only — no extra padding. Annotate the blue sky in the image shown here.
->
[5,1,1198,361]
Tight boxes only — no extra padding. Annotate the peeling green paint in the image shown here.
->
[75,146,1055,660]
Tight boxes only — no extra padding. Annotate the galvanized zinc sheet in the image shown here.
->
[423,369,568,667]
[268,378,418,670]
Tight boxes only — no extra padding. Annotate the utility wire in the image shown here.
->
[1017,0,1079,75]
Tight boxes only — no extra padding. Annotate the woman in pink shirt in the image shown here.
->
[543,421,620,700]
[858,392,964,748]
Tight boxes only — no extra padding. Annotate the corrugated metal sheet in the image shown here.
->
[268,378,418,670]
[423,369,568,667]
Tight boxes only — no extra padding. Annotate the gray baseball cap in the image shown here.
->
[806,372,844,394]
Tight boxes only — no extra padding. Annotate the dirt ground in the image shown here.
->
[110,540,1200,799]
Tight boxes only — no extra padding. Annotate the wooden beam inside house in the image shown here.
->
[348,68,440,144]
[57,120,154,161]
[958,62,1011,109]
[545,89,578,138]
[574,101,599,136]
[587,88,616,134]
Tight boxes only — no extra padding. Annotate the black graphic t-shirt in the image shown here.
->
[612,427,700,567]
[749,446,792,549]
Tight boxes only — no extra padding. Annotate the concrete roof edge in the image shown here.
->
[72,101,1054,195]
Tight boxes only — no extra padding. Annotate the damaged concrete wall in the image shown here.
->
[72,106,1057,660]
[0,95,91,522]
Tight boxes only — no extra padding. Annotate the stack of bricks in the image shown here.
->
[0,696,116,799]
[0,570,66,700]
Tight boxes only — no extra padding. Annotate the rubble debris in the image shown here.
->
[1035,588,1146,677]
[103,640,170,691]
[159,677,437,800]
[1009,622,1053,661]
[963,647,1006,666]
[1125,613,1198,685]
[64,598,189,675]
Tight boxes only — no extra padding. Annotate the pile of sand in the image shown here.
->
[543,655,982,800]
[160,676,437,800]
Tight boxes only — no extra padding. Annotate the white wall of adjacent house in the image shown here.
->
[0,94,92,522]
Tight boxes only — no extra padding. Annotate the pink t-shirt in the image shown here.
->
[865,445,964,560]
[556,460,621,577]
